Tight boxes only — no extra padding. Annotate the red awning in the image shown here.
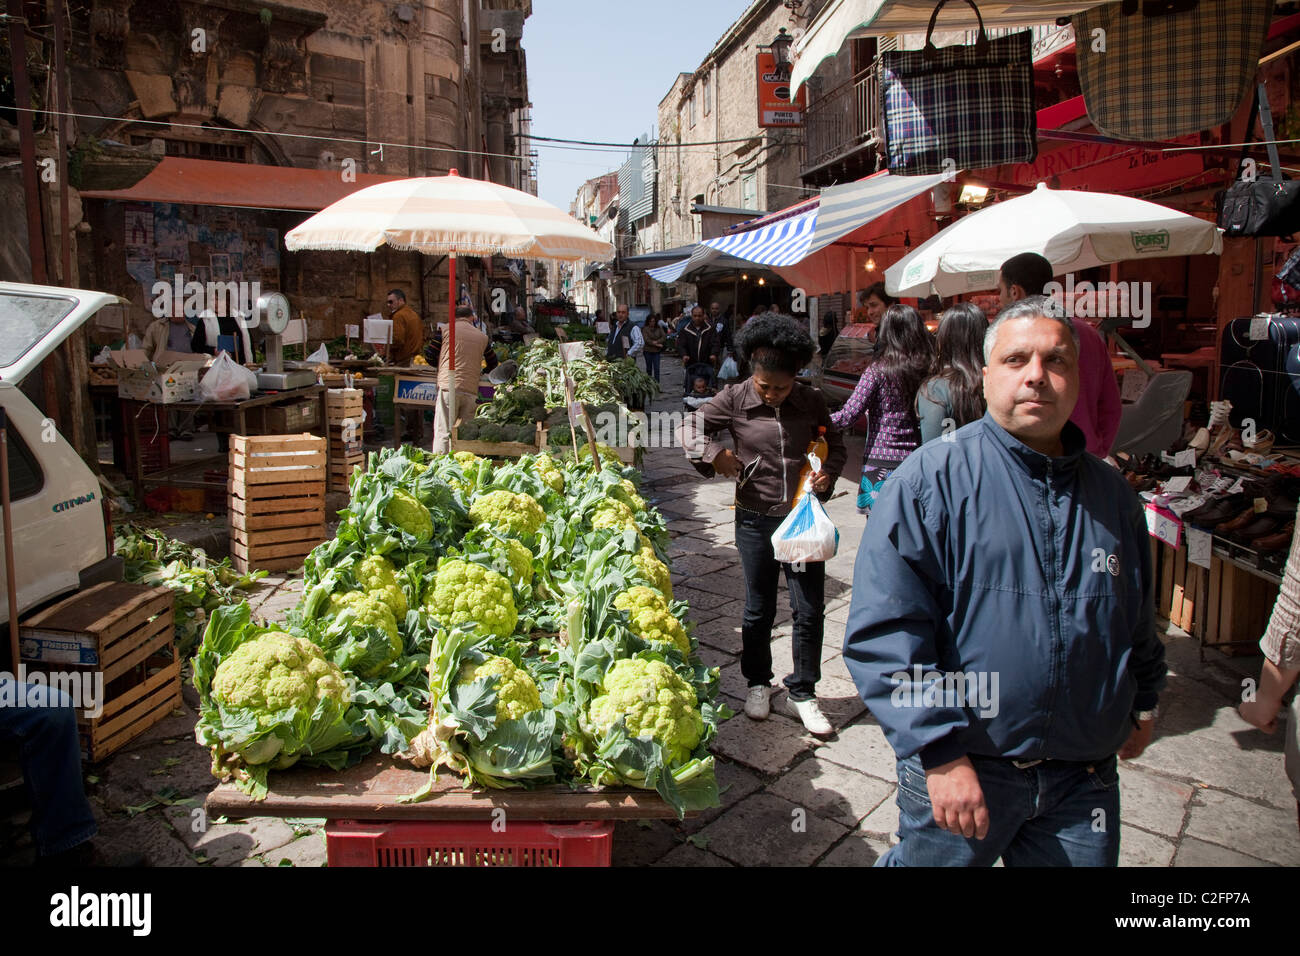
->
[79,157,408,212]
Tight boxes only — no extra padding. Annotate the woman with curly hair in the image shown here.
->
[916,302,989,445]
[681,314,848,736]
[831,304,934,515]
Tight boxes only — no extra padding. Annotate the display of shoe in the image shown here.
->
[786,696,834,737]
[1245,429,1276,455]
[1184,496,1247,526]
[1189,427,1211,453]
[1215,507,1259,534]
[744,685,772,720]
[1231,514,1283,543]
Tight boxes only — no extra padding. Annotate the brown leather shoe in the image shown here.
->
[1216,506,1259,534]
[1251,522,1295,552]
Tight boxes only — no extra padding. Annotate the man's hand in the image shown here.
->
[925,756,989,839]
[1118,718,1155,760]
[712,448,740,478]
[811,470,832,494]
[1239,698,1281,734]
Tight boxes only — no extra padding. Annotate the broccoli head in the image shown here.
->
[614,586,690,657]
[424,558,518,639]
[587,658,704,766]
[212,631,349,716]
[383,488,434,542]
[469,489,545,540]
[457,655,542,723]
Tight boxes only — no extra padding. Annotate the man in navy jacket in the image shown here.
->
[843,295,1166,866]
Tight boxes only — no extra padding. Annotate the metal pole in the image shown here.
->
[53,0,70,284]
[7,0,48,285]
[2,408,20,670]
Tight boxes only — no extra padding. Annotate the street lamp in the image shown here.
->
[770,27,793,81]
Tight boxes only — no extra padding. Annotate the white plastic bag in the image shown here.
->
[719,355,739,379]
[771,461,839,570]
[199,351,258,403]
[306,343,330,364]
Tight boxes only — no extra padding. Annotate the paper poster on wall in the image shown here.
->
[126,259,156,285]
[210,254,230,281]
[124,207,153,255]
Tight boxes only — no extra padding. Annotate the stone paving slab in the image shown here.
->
[163,806,298,867]
[711,709,816,775]
[858,788,901,842]
[817,830,891,866]
[611,820,682,866]
[1172,837,1278,867]
[693,792,849,867]
[1183,788,1300,866]
[1119,825,1177,868]
[264,831,328,867]
[814,717,899,783]
[655,843,736,866]
[766,756,894,829]
[1117,765,1194,839]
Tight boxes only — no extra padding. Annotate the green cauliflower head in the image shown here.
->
[383,488,434,542]
[631,543,672,600]
[424,558,518,639]
[469,490,545,540]
[577,442,624,467]
[452,451,490,487]
[610,479,646,513]
[534,453,565,493]
[590,498,637,532]
[355,553,408,619]
[614,586,690,657]
[498,536,534,587]
[457,655,542,723]
[212,631,349,715]
[587,658,703,766]
[326,591,404,678]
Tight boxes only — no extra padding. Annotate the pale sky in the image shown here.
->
[525,0,749,211]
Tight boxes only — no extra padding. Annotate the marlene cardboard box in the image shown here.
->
[111,349,209,403]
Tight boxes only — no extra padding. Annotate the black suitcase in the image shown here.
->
[1219,315,1300,442]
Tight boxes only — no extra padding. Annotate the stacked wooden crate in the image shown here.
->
[326,388,366,494]
[228,433,327,573]
[19,582,181,762]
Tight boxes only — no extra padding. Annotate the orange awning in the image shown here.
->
[79,157,409,212]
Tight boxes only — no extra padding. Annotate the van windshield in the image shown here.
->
[0,292,77,368]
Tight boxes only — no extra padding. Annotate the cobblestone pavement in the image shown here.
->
[4,356,1295,867]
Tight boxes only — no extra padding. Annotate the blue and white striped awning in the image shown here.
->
[646,170,949,284]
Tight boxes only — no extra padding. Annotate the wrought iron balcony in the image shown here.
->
[802,68,880,175]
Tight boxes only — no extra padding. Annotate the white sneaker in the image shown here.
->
[744,685,772,720]
[786,697,833,736]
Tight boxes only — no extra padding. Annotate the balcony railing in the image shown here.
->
[803,68,880,173]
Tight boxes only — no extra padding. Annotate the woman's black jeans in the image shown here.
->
[643,350,661,382]
[734,507,825,700]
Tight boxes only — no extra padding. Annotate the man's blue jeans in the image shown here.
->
[0,680,97,857]
[878,752,1121,866]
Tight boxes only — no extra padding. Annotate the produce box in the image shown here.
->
[228,434,327,572]
[325,820,613,867]
[451,421,543,458]
[247,399,319,433]
[19,582,182,762]
[111,349,207,404]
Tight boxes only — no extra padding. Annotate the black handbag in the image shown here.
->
[1216,84,1300,238]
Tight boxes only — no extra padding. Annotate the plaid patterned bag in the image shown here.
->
[880,0,1037,176]
[1074,0,1271,141]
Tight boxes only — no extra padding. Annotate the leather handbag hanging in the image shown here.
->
[879,0,1036,176]
[1215,84,1300,240]
[1073,0,1271,141]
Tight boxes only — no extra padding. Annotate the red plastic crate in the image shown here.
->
[325,819,613,867]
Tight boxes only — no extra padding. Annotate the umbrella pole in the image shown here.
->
[448,251,457,375]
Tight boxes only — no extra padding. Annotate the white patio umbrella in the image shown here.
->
[885,182,1224,298]
[285,169,613,371]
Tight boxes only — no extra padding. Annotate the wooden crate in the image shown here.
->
[229,434,327,572]
[325,388,365,425]
[329,454,366,494]
[19,582,182,762]
[1202,552,1279,655]
[451,421,544,458]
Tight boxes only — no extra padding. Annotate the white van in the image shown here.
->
[0,282,124,623]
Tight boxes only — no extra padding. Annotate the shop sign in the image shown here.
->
[999,133,1204,193]
[757,51,806,128]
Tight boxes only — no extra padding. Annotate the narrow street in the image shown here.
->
[6,355,1292,869]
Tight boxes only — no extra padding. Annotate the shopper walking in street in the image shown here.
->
[605,303,644,363]
[916,302,988,445]
[998,253,1121,458]
[432,305,496,455]
[681,314,847,736]
[641,312,667,382]
[843,295,1167,866]
[678,304,718,390]
[830,304,933,515]
[1239,508,1300,830]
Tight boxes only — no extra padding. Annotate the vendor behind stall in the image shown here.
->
[385,289,424,367]
[191,309,253,364]
[141,308,195,364]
